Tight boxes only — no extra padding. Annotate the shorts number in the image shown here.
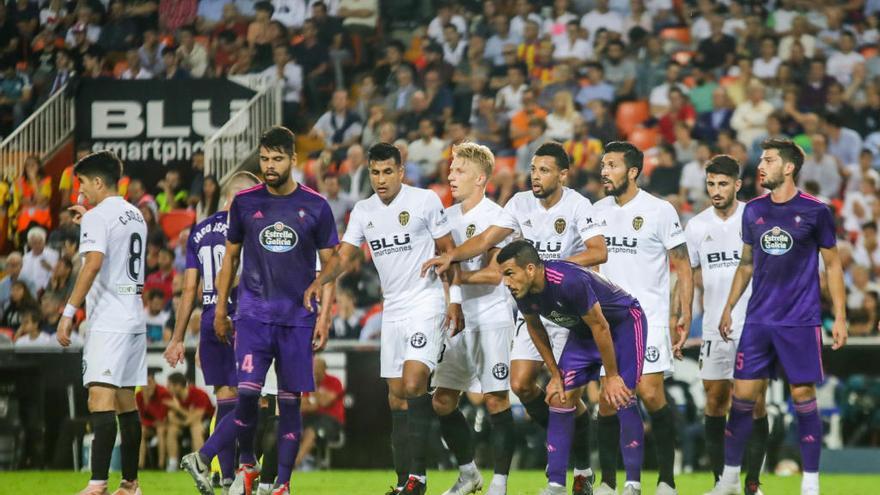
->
[241,354,254,373]
[127,233,143,281]
[736,352,744,371]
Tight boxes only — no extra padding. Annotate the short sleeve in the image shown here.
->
[315,200,340,249]
[815,203,837,249]
[657,201,686,250]
[424,192,451,239]
[741,204,754,245]
[341,203,366,247]
[226,196,244,244]
[576,200,606,241]
[515,294,538,316]
[494,197,521,231]
[684,221,701,268]
[185,231,199,270]
[564,271,598,317]
[79,211,107,255]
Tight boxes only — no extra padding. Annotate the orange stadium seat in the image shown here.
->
[660,27,691,45]
[615,100,650,137]
[672,50,694,66]
[160,209,196,248]
[494,156,516,174]
[113,60,128,78]
[860,46,878,59]
[629,127,661,151]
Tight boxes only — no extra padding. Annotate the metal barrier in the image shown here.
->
[204,78,282,184]
[0,85,74,179]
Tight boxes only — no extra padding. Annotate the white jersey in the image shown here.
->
[79,196,148,334]
[595,189,685,330]
[343,184,450,320]
[447,197,512,325]
[493,187,604,260]
[685,202,751,340]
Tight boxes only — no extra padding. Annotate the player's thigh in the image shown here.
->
[432,387,463,415]
[87,383,117,412]
[273,324,315,393]
[699,338,738,381]
[772,325,825,386]
[199,322,238,389]
[83,330,147,389]
[636,371,667,408]
[732,378,768,402]
[475,322,514,394]
[733,323,776,381]
[558,336,603,392]
[611,309,647,390]
[431,329,477,394]
[401,312,445,373]
[233,317,274,390]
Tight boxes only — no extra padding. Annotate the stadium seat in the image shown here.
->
[112,60,129,78]
[860,46,878,59]
[660,27,691,45]
[160,209,196,248]
[494,156,516,174]
[629,127,661,151]
[672,50,694,65]
[615,100,650,137]
[719,75,738,87]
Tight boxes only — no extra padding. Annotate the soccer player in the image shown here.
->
[303,142,463,495]
[708,138,847,495]
[56,150,148,495]
[495,240,645,495]
[431,142,516,495]
[684,156,768,494]
[422,142,607,494]
[593,141,694,495]
[164,171,260,489]
[181,126,339,495]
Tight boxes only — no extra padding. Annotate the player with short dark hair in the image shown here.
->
[57,150,148,495]
[496,240,645,495]
[164,171,260,491]
[304,141,463,495]
[708,138,847,495]
[182,126,339,495]
[684,156,769,494]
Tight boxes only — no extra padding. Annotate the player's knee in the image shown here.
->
[402,379,426,398]
[388,392,407,410]
[704,392,730,416]
[483,391,510,414]
[432,391,459,416]
[789,384,816,403]
[753,398,767,418]
[638,385,666,411]
[510,376,538,401]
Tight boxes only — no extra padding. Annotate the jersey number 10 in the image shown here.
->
[199,245,226,292]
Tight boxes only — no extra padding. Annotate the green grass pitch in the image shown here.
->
[1,470,878,494]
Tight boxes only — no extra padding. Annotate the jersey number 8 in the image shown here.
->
[127,233,143,281]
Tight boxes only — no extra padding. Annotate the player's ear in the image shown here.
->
[735,178,742,192]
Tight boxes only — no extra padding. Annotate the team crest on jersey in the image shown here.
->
[466,224,476,238]
[410,332,427,348]
[554,218,566,234]
[632,216,644,231]
[760,226,793,255]
[492,363,509,380]
[645,346,660,363]
[399,211,410,226]
[259,222,298,253]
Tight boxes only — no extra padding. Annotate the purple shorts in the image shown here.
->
[199,312,238,387]
[559,306,647,391]
[734,323,824,384]
[233,316,315,393]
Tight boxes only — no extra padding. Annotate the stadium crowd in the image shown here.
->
[2,0,880,470]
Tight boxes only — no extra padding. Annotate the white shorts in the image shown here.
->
[432,321,514,394]
[380,313,445,379]
[82,330,147,388]
[699,338,739,381]
[641,323,673,375]
[511,314,569,363]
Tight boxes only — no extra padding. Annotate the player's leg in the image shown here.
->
[156,423,167,469]
[138,427,152,469]
[637,325,676,493]
[114,387,142,493]
[382,318,410,493]
[544,385,585,494]
[477,323,514,495]
[484,391,514,495]
[295,421,317,468]
[82,384,118,495]
[214,386,238,485]
[200,317,240,485]
[511,317,550,426]
[703,378,732,482]
[257,395,279,493]
[744,382,769,494]
[189,416,206,451]
[165,417,182,470]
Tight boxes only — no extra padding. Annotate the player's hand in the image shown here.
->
[718,306,733,342]
[832,317,848,350]
[443,303,465,337]
[303,279,322,312]
[164,339,185,367]
[672,312,691,360]
[601,374,632,410]
[68,205,87,224]
[545,374,565,406]
[420,253,453,278]
[56,316,73,347]
[214,312,233,344]
[312,315,330,351]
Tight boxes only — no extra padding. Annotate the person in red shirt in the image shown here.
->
[143,247,176,305]
[658,87,697,143]
[135,369,171,469]
[164,372,215,472]
[296,357,345,468]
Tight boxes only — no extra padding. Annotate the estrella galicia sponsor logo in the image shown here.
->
[760,226,793,255]
[410,332,427,348]
[260,222,298,252]
[492,363,509,380]
[605,236,638,254]
[645,346,660,363]
[525,238,563,258]
[369,234,412,256]
[554,217,566,234]
[547,310,579,328]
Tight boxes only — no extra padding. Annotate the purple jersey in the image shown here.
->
[741,192,836,326]
[227,183,339,326]
[186,210,233,322]
[515,260,638,339]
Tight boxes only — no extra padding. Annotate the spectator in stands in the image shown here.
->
[484,14,519,66]
[472,94,506,151]
[649,61,688,117]
[854,85,880,138]
[296,357,345,468]
[156,168,188,212]
[509,87,546,149]
[21,227,58,292]
[340,143,371,201]
[144,247,175,305]
[176,25,208,78]
[824,112,864,167]
[13,307,52,347]
[310,1,343,48]
[695,16,736,71]
[495,64,527,118]
[424,68,453,123]
[312,89,363,152]
[580,0,622,43]
[0,279,37,329]
[295,19,330,110]
[397,91,433,143]
[585,99,618,145]
[552,20,589,63]
[408,118,447,186]
[97,0,136,53]
[121,46,154,79]
[731,81,774,150]
[330,286,363,338]
[260,44,303,130]
[0,61,32,130]
[799,58,833,113]
[45,49,75,99]
[779,15,815,60]
[648,143,682,197]
[679,141,713,205]
[384,64,418,116]
[515,117,550,181]
[321,173,354,234]
[603,39,636,99]
[753,36,782,82]
[842,177,877,235]
[545,90,580,142]
[39,291,63,334]
[0,252,32,308]
[659,87,697,143]
[799,133,844,199]
[159,46,190,79]
[827,32,864,86]
[338,0,377,39]
[844,149,880,193]
[138,29,165,75]
[44,257,74,302]
[575,62,614,115]
[144,288,171,343]
[39,0,66,32]
[137,369,170,468]
[164,372,214,471]
[854,221,880,272]
[271,0,307,30]
[196,175,219,220]
[127,178,155,210]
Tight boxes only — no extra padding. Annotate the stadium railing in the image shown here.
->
[204,77,282,184]
[0,84,74,180]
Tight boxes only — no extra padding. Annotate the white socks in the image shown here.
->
[490,474,508,487]
[802,471,819,493]
[459,461,479,477]
[574,468,593,478]
[720,465,742,486]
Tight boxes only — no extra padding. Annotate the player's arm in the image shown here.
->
[56,251,103,347]
[567,234,608,267]
[459,248,502,286]
[165,268,199,366]
[821,245,848,350]
[420,225,514,277]
[436,233,465,336]
[669,242,694,358]
[581,302,632,409]
[523,313,560,378]
[213,240,242,344]
[311,247,338,351]
[719,243,753,340]
[303,242,361,310]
